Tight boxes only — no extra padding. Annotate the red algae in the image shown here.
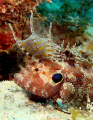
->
[0,24,22,51]
[0,27,15,50]
[0,0,6,5]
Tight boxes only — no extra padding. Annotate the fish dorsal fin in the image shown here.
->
[9,10,63,61]
[8,11,39,45]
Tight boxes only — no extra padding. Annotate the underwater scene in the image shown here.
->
[0,0,93,119]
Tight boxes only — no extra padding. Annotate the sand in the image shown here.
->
[0,80,93,120]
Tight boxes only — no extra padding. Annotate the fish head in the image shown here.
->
[14,58,64,98]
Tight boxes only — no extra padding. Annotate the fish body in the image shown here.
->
[9,11,93,102]
[13,56,93,100]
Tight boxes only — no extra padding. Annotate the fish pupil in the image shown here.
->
[35,68,39,71]
[52,73,63,83]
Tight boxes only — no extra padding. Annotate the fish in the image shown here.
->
[9,11,93,107]
[9,10,64,98]
[13,56,93,101]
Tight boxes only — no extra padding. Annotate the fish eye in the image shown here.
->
[52,73,63,83]
[34,68,39,71]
